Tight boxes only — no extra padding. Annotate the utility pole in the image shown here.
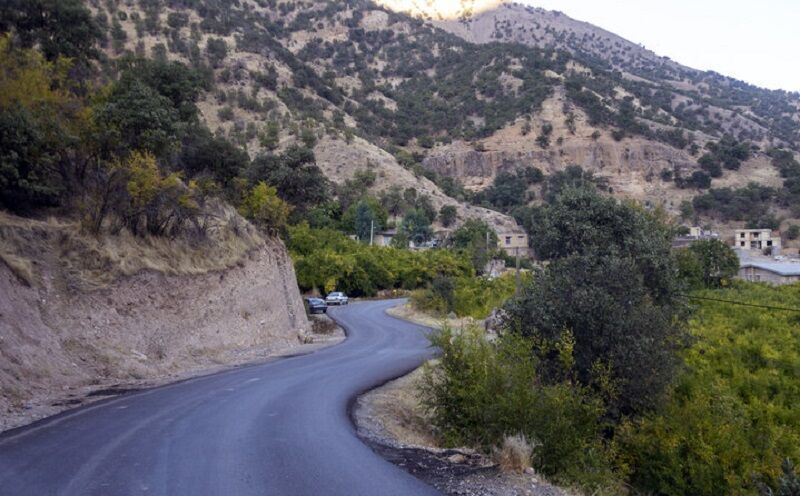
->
[370,219,374,246]
[515,247,521,296]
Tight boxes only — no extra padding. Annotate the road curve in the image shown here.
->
[0,299,440,496]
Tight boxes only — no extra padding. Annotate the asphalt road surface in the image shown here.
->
[0,299,440,496]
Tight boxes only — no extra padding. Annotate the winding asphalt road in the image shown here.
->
[0,299,440,496]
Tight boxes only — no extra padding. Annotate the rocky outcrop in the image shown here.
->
[423,140,697,182]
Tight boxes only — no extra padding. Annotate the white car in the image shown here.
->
[325,292,349,306]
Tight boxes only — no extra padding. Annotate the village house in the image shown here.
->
[497,232,530,257]
[734,229,781,254]
[738,261,800,285]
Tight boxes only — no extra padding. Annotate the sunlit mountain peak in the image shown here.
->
[374,0,506,20]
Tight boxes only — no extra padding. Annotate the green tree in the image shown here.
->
[542,165,608,202]
[247,146,330,217]
[259,121,280,150]
[178,128,249,187]
[380,185,406,220]
[401,208,433,245]
[1,0,101,63]
[206,38,228,67]
[95,79,180,158]
[0,107,63,210]
[678,239,740,289]
[341,198,387,241]
[504,188,686,417]
[451,218,498,273]
[439,205,458,227]
[238,181,290,232]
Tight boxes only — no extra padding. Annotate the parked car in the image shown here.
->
[325,292,349,306]
[305,297,327,314]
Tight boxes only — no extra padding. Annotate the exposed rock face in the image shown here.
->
[315,135,525,233]
[0,236,308,431]
[423,141,697,184]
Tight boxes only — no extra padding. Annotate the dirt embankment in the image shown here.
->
[0,211,312,431]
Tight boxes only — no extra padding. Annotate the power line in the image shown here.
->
[676,293,800,313]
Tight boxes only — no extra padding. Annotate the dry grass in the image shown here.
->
[310,316,338,335]
[0,241,34,286]
[0,202,264,291]
[493,433,533,474]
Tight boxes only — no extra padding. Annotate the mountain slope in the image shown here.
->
[80,0,799,226]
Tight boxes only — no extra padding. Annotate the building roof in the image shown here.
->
[740,262,800,276]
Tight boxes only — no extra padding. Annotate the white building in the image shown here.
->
[734,229,781,254]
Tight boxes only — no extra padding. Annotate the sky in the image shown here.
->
[522,0,800,92]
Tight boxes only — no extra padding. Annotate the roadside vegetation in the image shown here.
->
[287,223,473,297]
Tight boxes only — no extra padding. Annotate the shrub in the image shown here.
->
[287,224,472,296]
[420,326,619,489]
[310,316,337,335]
[439,205,457,227]
[238,182,290,232]
[494,434,533,474]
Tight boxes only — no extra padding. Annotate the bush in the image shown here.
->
[420,326,619,489]
[505,187,686,417]
[439,205,457,227]
[494,434,532,474]
[238,182,290,232]
[411,272,524,319]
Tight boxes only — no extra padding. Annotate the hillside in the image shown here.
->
[49,0,795,239]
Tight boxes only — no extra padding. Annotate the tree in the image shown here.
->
[341,198,387,241]
[259,121,280,151]
[1,0,101,64]
[247,146,330,217]
[380,185,406,220]
[178,128,249,187]
[679,200,695,222]
[504,188,687,417]
[451,218,498,273]
[238,182,290,232]
[206,38,228,67]
[0,107,63,210]
[536,122,553,148]
[95,79,180,158]
[401,208,433,245]
[485,172,528,212]
[678,239,740,289]
[542,165,608,202]
[439,205,458,227]
[115,57,208,123]
[0,37,83,211]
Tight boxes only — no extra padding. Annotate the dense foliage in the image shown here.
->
[287,224,473,296]
[421,326,619,490]
[620,283,800,495]
[410,272,525,319]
